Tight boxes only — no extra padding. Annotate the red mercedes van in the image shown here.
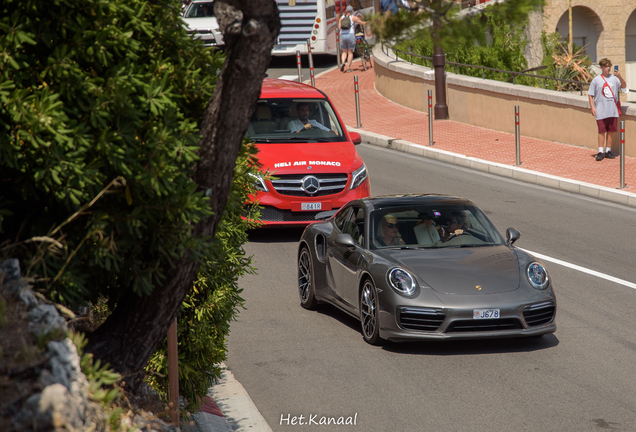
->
[247,78,371,226]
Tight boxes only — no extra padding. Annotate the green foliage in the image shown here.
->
[396,5,532,83]
[541,32,593,91]
[72,331,122,405]
[33,326,67,349]
[372,0,543,50]
[0,0,223,308]
[145,140,262,412]
[391,2,594,92]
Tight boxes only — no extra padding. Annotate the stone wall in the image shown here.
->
[0,259,176,432]
[373,44,636,157]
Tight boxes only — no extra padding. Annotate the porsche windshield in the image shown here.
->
[246,98,347,143]
[371,205,505,249]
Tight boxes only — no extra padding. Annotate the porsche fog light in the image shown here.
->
[388,268,416,296]
[527,262,549,290]
[248,172,268,192]
[350,164,368,190]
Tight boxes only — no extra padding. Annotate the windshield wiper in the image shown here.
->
[447,244,491,249]
[251,137,315,143]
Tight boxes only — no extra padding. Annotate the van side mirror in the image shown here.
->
[349,131,362,145]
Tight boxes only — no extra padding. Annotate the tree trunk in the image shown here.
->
[86,0,281,392]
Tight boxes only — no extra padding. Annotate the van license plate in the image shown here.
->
[301,203,321,211]
[473,309,500,319]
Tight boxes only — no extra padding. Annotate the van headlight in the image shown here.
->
[388,268,416,296]
[248,172,268,192]
[527,262,549,290]
[350,164,368,190]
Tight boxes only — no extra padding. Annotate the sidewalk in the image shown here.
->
[182,364,271,432]
[313,58,636,208]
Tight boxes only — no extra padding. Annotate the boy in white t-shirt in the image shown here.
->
[588,58,628,161]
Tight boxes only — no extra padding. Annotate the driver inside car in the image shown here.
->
[287,102,336,134]
[442,210,470,242]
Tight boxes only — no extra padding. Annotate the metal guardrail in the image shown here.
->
[386,44,593,96]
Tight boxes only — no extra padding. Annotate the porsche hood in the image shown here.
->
[381,246,520,295]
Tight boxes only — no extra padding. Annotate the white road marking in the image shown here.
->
[520,248,636,290]
[277,75,300,81]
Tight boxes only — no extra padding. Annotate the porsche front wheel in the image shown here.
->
[298,247,318,310]
[360,279,382,345]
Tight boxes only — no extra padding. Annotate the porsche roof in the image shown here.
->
[359,194,476,209]
[260,78,327,99]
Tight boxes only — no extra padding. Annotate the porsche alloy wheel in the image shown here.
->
[360,279,381,345]
[298,247,318,310]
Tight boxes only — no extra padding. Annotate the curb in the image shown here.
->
[183,395,233,432]
[350,127,636,208]
[183,363,272,432]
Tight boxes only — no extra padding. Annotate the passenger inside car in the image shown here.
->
[374,214,405,247]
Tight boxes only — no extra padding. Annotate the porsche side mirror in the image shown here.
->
[316,209,338,220]
[349,131,362,145]
[334,233,356,249]
[506,228,520,245]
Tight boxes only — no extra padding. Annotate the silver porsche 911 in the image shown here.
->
[297,194,556,345]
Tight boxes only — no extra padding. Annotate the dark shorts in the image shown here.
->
[597,117,618,133]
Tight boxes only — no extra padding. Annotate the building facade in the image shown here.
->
[543,0,636,99]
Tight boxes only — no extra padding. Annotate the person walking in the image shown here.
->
[588,58,628,161]
[338,5,366,73]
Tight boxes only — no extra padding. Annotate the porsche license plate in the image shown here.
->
[473,309,500,319]
[301,202,321,211]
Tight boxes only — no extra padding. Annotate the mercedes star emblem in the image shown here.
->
[302,175,320,195]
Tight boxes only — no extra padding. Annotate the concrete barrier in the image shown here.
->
[373,45,636,157]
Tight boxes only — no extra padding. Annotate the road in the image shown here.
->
[267,55,337,80]
[225,144,636,432]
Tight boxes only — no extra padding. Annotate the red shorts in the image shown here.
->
[597,117,618,133]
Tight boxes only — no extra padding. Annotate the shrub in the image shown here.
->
[145,141,262,412]
[0,0,223,309]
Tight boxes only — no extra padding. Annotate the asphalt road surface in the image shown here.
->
[226,144,636,432]
[267,55,338,80]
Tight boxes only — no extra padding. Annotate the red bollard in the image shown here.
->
[428,89,433,146]
[336,30,341,71]
[354,75,361,128]
[619,121,626,189]
[296,50,302,83]
[515,105,521,166]
[307,39,315,87]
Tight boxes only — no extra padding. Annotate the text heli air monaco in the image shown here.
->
[246,78,371,226]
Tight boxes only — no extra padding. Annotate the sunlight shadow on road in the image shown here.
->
[382,334,559,355]
[247,227,306,244]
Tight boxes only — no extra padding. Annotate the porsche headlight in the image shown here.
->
[388,268,416,296]
[527,262,549,290]
[350,164,368,190]
[248,172,268,192]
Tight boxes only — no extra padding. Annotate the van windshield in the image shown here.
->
[246,98,348,142]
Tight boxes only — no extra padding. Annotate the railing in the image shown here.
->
[384,44,593,96]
